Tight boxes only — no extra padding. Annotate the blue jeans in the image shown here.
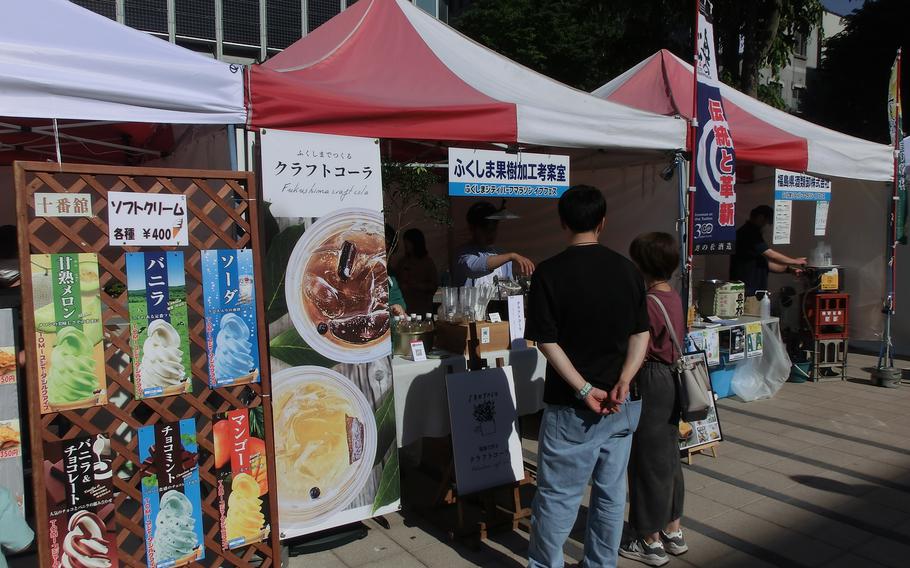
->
[528,400,642,568]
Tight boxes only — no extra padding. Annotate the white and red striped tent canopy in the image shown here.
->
[247,0,685,151]
[594,50,893,182]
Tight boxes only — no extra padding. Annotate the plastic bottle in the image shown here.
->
[759,291,772,319]
[424,313,435,333]
[413,315,423,333]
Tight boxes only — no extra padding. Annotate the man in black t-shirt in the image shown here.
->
[729,205,807,294]
[525,185,650,568]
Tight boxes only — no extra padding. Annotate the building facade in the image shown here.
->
[72,0,450,63]
[761,9,846,114]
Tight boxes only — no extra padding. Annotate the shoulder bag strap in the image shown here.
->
[647,294,683,360]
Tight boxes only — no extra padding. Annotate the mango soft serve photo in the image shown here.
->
[224,473,268,543]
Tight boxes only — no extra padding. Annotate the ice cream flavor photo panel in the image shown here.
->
[214,407,271,550]
[126,252,193,399]
[44,433,119,568]
[201,249,261,388]
[138,419,205,568]
[30,253,108,413]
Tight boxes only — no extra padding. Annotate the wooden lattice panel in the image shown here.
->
[14,162,281,568]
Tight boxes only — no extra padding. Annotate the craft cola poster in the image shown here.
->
[138,419,205,568]
[0,309,25,517]
[214,407,271,550]
[45,434,119,568]
[201,249,260,388]
[31,253,107,413]
[127,252,192,399]
[261,130,399,539]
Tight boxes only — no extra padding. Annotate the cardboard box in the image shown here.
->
[435,321,513,357]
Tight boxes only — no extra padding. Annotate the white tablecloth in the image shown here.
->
[392,347,547,447]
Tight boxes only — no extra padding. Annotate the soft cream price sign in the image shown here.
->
[107,192,188,246]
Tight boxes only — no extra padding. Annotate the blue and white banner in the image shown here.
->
[693,82,737,254]
[448,148,570,199]
[774,169,832,201]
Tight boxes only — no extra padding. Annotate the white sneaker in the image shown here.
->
[660,530,688,555]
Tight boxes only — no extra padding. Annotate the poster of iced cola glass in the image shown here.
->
[260,129,400,539]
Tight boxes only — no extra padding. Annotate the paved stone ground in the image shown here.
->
[289,353,910,568]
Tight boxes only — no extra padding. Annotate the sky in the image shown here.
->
[822,0,866,17]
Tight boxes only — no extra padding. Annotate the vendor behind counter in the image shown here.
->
[452,201,535,286]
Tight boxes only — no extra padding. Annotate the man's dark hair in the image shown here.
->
[558,185,606,233]
[403,228,428,258]
[385,223,396,250]
[466,201,499,227]
[750,205,774,222]
[629,232,679,281]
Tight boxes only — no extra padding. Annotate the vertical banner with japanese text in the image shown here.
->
[692,0,737,254]
[260,129,400,539]
[45,433,118,568]
[202,249,261,388]
[215,408,271,550]
[890,50,907,244]
[138,419,205,568]
[31,253,107,413]
[127,252,192,399]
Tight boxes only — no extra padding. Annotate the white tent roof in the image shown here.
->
[0,0,246,124]
[594,50,893,181]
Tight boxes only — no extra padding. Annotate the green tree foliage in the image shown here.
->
[453,0,690,92]
[455,0,822,100]
[803,0,910,143]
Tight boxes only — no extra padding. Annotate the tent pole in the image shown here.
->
[676,152,691,315]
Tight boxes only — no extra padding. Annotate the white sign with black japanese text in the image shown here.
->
[445,366,524,495]
[260,129,383,217]
[35,193,93,218]
[107,192,188,246]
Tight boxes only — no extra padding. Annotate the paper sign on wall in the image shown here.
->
[815,201,830,236]
[507,295,526,349]
[448,148,570,199]
[35,193,93,218]
[260,129,383,218]
[445,366,525,495]
[108,192,188,246]
[773,200,793,245]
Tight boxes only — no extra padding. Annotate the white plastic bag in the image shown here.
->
[731,322,792,401]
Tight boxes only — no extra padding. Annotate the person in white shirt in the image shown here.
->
[452,201,534,286]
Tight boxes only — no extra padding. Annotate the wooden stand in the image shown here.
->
[14,162,281,567]
[684,441,719,465]
[419,358,532,544]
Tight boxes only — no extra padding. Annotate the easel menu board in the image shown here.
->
[14,162,280,567]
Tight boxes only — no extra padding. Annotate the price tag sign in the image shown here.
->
[479,326,491,345]
[488,312,502,323]
[108,192,188,246]
[410,340,427,362]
